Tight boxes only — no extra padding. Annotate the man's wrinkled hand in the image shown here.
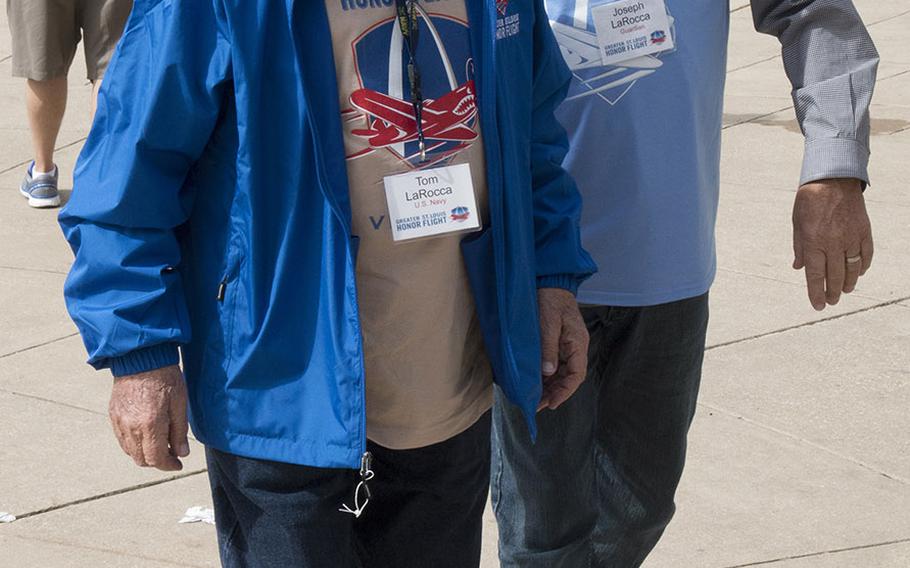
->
[109,365,190,471]
[793,178,873,311]
[538,288,589,411]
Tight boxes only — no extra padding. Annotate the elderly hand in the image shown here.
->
[109,365,190,471]
[792,178,873,311]
[537,288,589,411]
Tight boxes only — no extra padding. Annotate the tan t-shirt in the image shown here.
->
[326,0,493,449]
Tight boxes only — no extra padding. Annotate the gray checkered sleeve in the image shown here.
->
[751,0,880,186]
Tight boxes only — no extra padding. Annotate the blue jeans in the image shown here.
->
[492,294,709,567]
[206,412,491,568]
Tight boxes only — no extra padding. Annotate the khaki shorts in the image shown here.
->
[7,0,133,81]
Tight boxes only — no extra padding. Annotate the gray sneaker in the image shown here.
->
[20,163,61,208]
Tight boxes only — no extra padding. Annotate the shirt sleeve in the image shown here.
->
[59,0,233,376]
[751,0,880,186]
[530,0,598,294]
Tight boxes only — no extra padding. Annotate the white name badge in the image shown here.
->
[383,163,481,242]
[591,0,675,66]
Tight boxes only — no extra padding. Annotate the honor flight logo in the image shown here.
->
[546,0,670,106]
[342,5,478,170]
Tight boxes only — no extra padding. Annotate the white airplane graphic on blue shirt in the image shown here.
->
[549,3,666,104]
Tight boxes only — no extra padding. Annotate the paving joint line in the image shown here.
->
[879,68,910,82]
[721,537,910,567]
[722,106,793,130]
[11,469,208,520]
[865,8,910,28]
[0,136,87,176]
[706,295,910,351]
[0,388,105,416]
[727,54,779,76]
[700,401,909,485]
[0,265,68,276]
[715,267,887,302]
[0,333,80,360]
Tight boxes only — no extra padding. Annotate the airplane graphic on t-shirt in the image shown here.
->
[546,0,667,105]
[348,81,477,158]
[343,5,478,169]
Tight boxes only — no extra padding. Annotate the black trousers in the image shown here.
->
[206,411,492,568]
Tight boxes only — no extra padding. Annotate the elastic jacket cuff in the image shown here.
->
[537,274,580,296]
[800,138,871,188]
[110,343,180,377]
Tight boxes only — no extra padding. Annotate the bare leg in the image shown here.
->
[26,77,68,172]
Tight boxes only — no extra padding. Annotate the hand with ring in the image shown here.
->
[792,178,874,311]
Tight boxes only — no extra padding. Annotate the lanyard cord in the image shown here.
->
[395,0,427,162]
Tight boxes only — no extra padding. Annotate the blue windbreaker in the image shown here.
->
[59,0,596,469]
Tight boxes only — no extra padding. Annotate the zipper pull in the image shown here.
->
[339,452,375,518]
[216,279,228,302]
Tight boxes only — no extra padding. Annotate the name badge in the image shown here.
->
[383,163,481,242]
[591,0,675,66]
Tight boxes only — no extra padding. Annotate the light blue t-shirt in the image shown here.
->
[546,0,730,306]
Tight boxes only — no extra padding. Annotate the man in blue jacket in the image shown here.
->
[493,1,878,566]
[59,1,595,566]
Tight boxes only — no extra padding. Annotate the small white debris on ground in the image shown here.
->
[0,512,16,523]
[178,506,215,525]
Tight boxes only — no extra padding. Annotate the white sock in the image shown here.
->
[31,164,56,178]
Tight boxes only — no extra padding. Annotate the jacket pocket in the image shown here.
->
[216,244,245,374]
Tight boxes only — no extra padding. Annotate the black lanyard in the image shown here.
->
[395,0,427,162]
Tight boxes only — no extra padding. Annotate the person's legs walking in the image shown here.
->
[205,447,358,568]
[8,0,79,207]
[590,294,709,566]
[492,307,610,568]
[26,76,68,174]
[493,295,709,568]
[355,412,493,568]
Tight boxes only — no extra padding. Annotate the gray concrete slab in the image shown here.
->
[853,0,910,25]
[723,94,793,128]
[867,13,910,68]
[0,335,111,415]
[0,534,197,568]
[643,410,910,568]
[720,115,805,189]
[752,541,910,568]
[701,305,910,481]
[873,68,910,110]
[0,392,207,517]
[706,269,880,348]
[726,9,781,74]
[725,58,793,101]
[0,268,75,358]
[481,502,499,568]
[2,474,218,568]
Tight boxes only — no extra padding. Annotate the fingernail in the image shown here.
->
[542,362,557,376]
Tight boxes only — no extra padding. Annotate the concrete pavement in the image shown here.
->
[1,2,908,567]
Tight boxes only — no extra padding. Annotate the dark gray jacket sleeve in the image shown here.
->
[751,0,880,185]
